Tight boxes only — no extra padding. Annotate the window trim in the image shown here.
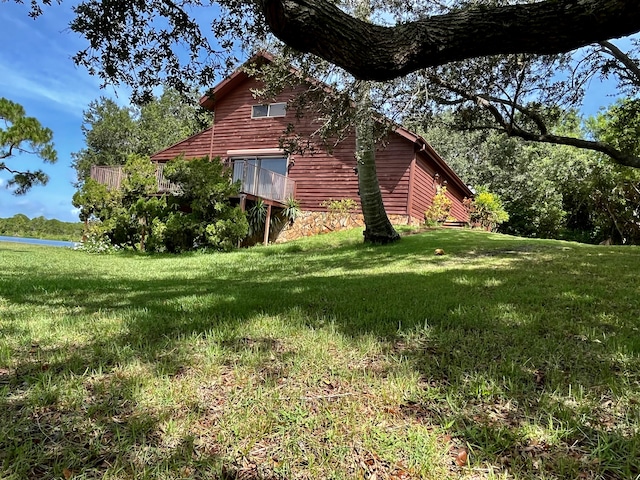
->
[251,102,287,119]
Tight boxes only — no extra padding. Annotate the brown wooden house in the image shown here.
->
[92,53,472,242]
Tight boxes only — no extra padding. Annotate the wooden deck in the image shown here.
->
[90,164,181,195]
[90,162,295,204]
[231,160,295,204]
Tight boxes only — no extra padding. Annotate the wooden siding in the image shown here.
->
[151,127,213,161]
[410,156,438,221]
[188,75,412,215]
[208,76,303,158]
[410,153,469,223]
[443,180,470,222]
[374,135,412,214]
[151,67,468,220]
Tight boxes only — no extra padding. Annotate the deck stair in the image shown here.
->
[441,221,468,229]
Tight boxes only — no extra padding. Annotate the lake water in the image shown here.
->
[0,235,79,248]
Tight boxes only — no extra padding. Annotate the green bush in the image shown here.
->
[321,198,357,215]
[163,157,248,251]
[424,187,453,225]
[247,198,268,237]
[282,197,301,224]
[161,213,197,253]
[74,228,121,254]
[465,187,509,232]
[204,208,249,251]
[72,155,249,253]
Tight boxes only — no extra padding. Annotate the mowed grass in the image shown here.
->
[0,228,639,479]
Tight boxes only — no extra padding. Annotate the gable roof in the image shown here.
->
[199,52,275,112]
[394,128,471,197]
[199,70,251,111]
[198,52,472,198]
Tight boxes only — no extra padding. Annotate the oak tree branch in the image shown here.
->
[261,0,640,81]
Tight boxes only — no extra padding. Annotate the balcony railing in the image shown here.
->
[231,160,295,204]
[90,164,181,195]
[90,161,295,204]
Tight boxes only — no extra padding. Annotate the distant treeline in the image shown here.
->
[0,214,83,242]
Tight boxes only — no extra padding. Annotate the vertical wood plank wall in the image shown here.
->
[151,74,469,222]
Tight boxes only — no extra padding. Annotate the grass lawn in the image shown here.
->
[0,228,639,479]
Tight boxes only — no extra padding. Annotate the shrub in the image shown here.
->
[321,198,358,215]
[204,208,249,251]
[73,155,249,253]
[465,187,509,232]
[163,157,248,251]
[74,230,121,254]
[247,198,268,237]
[424,187,453,225]
[282,197,301,224]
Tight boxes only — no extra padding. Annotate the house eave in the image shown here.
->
[395,127,473,198]
[227,148,286,157]
[199,52,276,112]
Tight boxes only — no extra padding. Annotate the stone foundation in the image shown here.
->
[275,211,419,243]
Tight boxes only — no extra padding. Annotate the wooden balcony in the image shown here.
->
[231,160,295,204]
[90,164,181,194]
[90,161,295,204]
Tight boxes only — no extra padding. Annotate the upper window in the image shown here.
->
[252,102,287,118]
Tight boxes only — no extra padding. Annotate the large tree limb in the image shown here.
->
[508,130,640,169]
[261,0,640,81]
[428,75,640,169]
[598,40,640,85]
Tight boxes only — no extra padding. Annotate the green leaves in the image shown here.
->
[0,97,57,195]
[122,154,160,200]
[424,187,453,225]
[466,187,509,232]
[589,98,640,157]
[159,157,249,252]
[69,0,226,101]
[72,90,211,184]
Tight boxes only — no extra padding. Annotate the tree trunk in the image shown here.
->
[355,81,400,244]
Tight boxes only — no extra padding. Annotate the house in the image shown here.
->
[92,53,472,243]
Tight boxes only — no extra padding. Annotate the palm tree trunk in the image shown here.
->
[355,80,400,244]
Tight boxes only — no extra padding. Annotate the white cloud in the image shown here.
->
[0,57,98,117]
[0,3,132,117]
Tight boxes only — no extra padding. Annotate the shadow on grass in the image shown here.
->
[1,230,639,478]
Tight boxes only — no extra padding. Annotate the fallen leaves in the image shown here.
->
[455,449,468,467]
[353,444,416,480]
[533,369,545,388]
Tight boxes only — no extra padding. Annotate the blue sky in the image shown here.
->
[0,2,128,222]
[0,2,635,222]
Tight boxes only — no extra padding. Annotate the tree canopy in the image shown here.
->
[262,0,640,80]
[16,1,640,96]
[25,0,635,171]
[14,1,640,174]
[72,89,210,184]
[0,97,57,195]
[0,213,82,241]
[420,108,640,244]
[398,37,640,168]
